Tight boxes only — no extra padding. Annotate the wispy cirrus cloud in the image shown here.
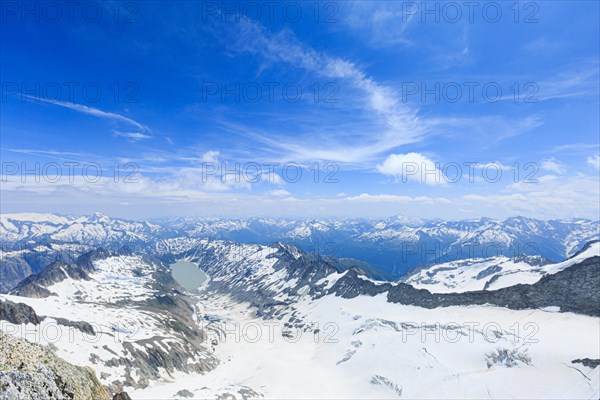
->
[535,64,600,101]
[7,148,90,163]
[113,131,153,141]
[548,142,599,154]
[203,16,543,167]
[25,96,150,136]
[337,1,417,48]
[212,17,426,164]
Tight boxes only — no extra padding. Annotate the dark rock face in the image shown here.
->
[0,299,41,324]
[55,318,96,336]
[571,358,600,369]
[329,269,392,298]
[0,255,33,293]
[10,260,81,297]
[326,252,600,317]
[476,265,502,280]
[181,242,348,317]
[567,239,599,259]
[9,282,55,298]
[9,248,119,297]
[176,389,194,398]
[113,392,132,400]
[485,348,532,368]
[104,336,216,390]
[0,242,83,293]
[385,256,600,316]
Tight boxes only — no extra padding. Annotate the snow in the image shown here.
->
[0,212,71,224]
[404,242,600,294]
[544,241,600,273]
[130,292,600,399]
[0,254,188,387]
[1,215,599,399]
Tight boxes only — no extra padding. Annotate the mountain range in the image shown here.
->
[1,212,599,398]
[1,212,598,292]
[1,232,599,398]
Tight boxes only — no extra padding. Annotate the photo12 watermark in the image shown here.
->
[2,81,140,104]
[200,1,339,24]
[201,81,339,104]
[1,162,140,184]
[1,1,140,24]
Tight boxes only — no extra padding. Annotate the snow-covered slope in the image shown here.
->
[0,249,217,393]
[1,240,599,399]
[404,241,600,293]
[133,292,600,399]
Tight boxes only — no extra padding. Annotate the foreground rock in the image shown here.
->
[0,331,111,400]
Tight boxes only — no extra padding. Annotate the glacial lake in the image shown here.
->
[170,260,208,291]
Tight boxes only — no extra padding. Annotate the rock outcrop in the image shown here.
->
[10,248,122,297]
[388,256,600,316]
[0,331,111,400]
[332,255,600,316]
[0,299,41,325]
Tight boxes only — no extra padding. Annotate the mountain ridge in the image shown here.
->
[2,212,598,293]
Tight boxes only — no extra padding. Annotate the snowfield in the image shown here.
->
[131,292,600,399]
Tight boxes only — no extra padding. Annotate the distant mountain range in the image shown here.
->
[1,212,598,293]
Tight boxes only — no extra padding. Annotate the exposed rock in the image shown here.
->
[55,317,96,335]
[183,242,347,318]
[485,348,531,368]
[476,265,502,280]
[175,389,194,398]
[0,299,41,324]
[567,239,599,259]
[385,256,600,316]
[0,331,111,400]
[572,358,600,369]
[10,248,120,297]
[10,281,56,298]
[329,269,392,298]
[104,336,217,390]
[0,254,33,293]
[112,392,133,400]
[370,375,403,397]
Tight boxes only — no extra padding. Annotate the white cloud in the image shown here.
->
[587,154,600,169]
[200,150,220,163]
[266,189,291,197]
[540,158,566,174]
[343,193,450,204]
[224,19,426,163]
[261,171,285,185]
[113,131,153,141]
[339,2,415,48]
[464,173,600,220]
[376,153,445,185]
[26,96,149,133]
[1,168,597,219]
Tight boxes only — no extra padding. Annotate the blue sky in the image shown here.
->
[1,1,599,220]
